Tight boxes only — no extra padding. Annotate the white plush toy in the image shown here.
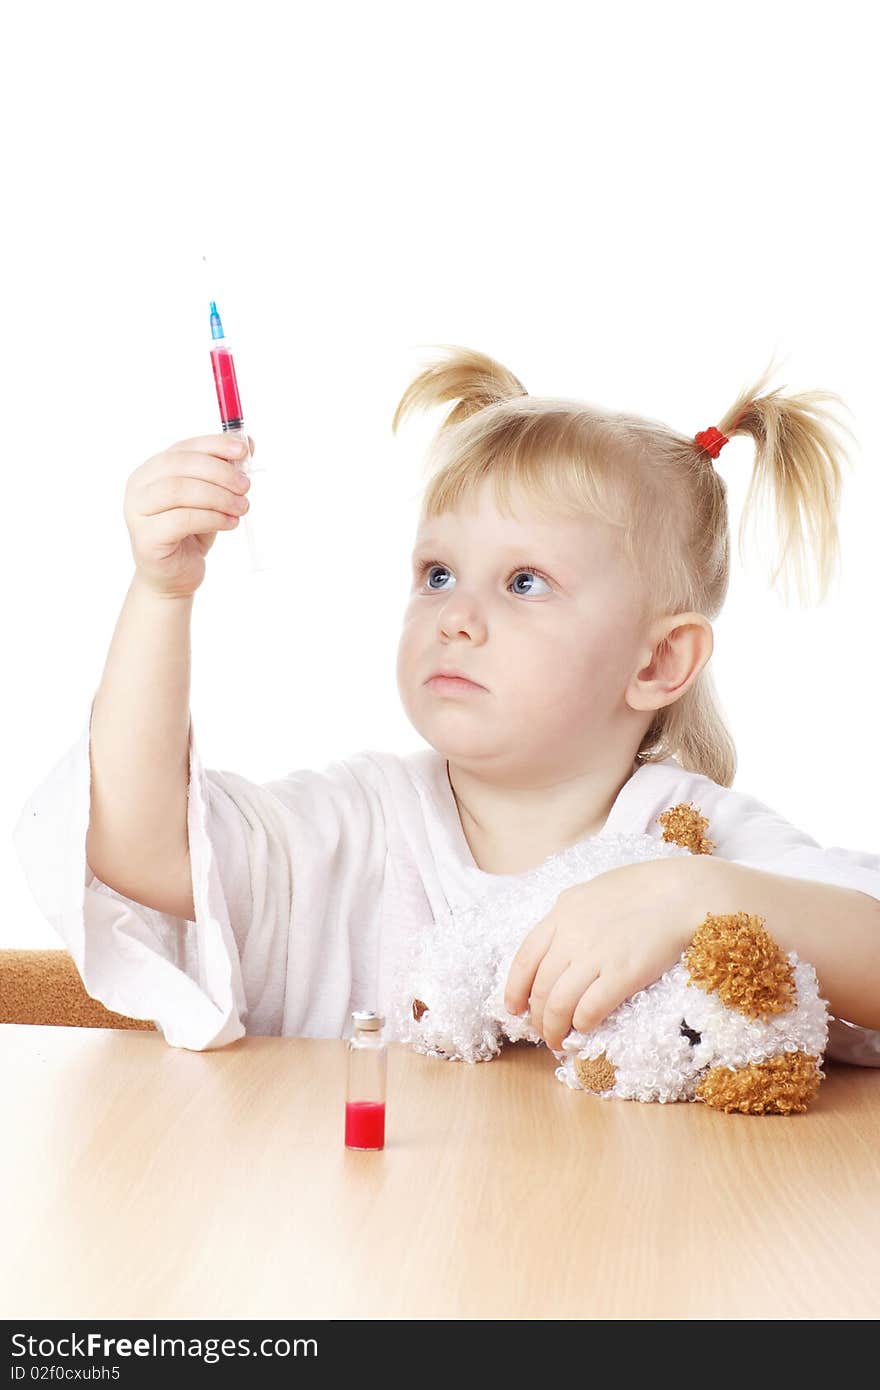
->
[388,803,830,1115]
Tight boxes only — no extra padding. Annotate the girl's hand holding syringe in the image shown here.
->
[86,431,256,913]
[123,432,256,601]
[84,429,253,916]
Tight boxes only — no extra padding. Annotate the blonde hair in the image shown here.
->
[391,345,858,786]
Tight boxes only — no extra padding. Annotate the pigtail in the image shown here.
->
[391,344,527,436]
[714,354,858,605]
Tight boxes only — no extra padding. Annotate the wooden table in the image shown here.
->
[3,1025,879,1319]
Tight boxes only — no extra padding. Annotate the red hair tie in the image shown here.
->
[694,426,729,460]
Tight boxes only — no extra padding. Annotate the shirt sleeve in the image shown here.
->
[697,778,880,1068]
[11,694,388,1052]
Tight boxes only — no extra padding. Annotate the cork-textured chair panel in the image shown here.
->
[0,949,156,1031]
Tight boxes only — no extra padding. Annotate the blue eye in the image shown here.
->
[417,562,552,597]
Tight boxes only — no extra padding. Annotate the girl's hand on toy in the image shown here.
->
[503,856,717,1051]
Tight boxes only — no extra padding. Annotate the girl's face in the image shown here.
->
[396,477,653,778]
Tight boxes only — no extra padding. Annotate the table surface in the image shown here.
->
[3,1025,879,1320]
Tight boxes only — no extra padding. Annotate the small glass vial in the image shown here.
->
[345,1010,387,1150]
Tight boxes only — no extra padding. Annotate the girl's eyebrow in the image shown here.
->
[411,542,579,572]
[412,542,559,563]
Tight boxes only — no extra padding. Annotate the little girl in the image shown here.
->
[12,346,880,1064]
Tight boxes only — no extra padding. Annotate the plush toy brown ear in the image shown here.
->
[684,911,797,1020]
[412,998,429,1021]
[696,1053,823,1115]
[657,802,716,855]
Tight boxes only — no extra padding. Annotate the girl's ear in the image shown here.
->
[626,613,714,713]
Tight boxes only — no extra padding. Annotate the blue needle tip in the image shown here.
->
[209,300,225,340]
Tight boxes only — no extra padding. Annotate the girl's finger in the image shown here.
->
[540,964,602,1050]
[572,975,624,1035]
[149,508,242,543]
[525,948,575,1040]
[503,914,556,1015]
[165,433,251,459]
[142,475,250,518]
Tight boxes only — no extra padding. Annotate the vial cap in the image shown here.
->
[351,1009,385,1031]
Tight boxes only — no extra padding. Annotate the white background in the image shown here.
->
[4,0,878,947]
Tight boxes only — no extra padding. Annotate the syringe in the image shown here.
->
[208,299,271,572]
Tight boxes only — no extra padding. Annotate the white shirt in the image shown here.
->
[12,694,880,1067]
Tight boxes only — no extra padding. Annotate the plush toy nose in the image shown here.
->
[574,1052,617,1092]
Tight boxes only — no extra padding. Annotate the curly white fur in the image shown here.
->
[386,830,829,1102]
[554,955,828,1102]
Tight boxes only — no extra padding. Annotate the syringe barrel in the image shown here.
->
[210,343,244,427]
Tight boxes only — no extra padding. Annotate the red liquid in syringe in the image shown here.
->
[210,344,244,427]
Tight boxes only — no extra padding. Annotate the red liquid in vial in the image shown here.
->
[345,1100,385,1149]
[210,346,243,424]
